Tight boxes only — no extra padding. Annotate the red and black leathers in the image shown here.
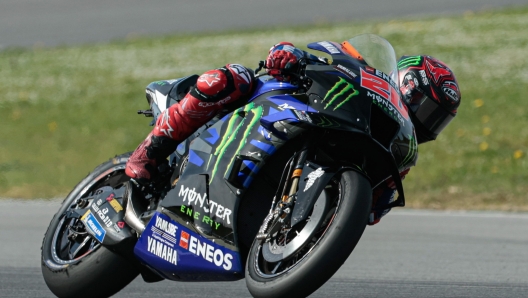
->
[125,64,255,181]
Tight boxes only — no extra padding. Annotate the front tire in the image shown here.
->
[245,170,371,298]
[41,153,139,298]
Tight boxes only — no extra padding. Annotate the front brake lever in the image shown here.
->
[255,60,265,75]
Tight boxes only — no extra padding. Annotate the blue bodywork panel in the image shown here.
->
[134,212,243,281]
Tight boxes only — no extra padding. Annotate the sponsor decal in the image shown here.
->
[360,68,409,123]
[178,185,232,225]
[112,223,121,233]
[198,101,218,107]
[106,193,123,213]
[335,64,357,79]
[304,168,324,192]
[117,221,125,229]
[397,56,422,69]
[179,231,189,249]
[210,102,263,184]
[198,96,232,108]
[81,210,106,242]
[442,81,460,102]
[323,77,359,110]
[419,70,429,85]
[136,214,243,274]
[147,236,178,265]
[145,214,179,265]
[92,203,112,228]
[292,110,313,123]
[317,41,340,54]
[108,199,123,213]
[367,91,405,125]
[278,103,296,110]
[180,205,222,230]
[181,231,233,271]
[154,216,178,237]
[364,66,375,73]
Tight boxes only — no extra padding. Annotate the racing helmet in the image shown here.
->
[397,55,461,143]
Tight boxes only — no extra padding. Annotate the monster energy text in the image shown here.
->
[367,91,405,125]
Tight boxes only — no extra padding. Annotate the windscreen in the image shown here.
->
[345,34,398,84]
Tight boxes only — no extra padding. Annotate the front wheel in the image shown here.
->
[41,153,139,298]
[245,170,372,298]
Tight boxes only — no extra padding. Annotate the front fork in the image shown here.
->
[282,147,309,205]
[256,142,310,240]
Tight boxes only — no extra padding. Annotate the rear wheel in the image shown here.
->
[246,170,371,298]
[41,153,139,298]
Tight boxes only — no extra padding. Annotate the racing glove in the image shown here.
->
[265,42,304,81]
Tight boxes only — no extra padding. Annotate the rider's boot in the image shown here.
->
[125,95,211,182]
[125,131,179,183]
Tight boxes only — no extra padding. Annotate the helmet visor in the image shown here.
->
[411,92,456,136]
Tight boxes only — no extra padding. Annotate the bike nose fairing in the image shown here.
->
[133,212,243,281]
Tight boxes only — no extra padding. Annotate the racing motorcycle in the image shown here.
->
[41,34,417,298]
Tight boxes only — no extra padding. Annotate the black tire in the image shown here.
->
[245,170,372,298]
[41,153,140,298]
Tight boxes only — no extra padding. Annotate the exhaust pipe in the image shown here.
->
[123,182,146,234]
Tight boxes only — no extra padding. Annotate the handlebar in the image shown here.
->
[254,59,311,87]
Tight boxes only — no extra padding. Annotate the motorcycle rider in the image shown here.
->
[125,41,461,225]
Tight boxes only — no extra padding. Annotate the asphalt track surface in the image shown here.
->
[1,199,528,297]
[1,0,528,48]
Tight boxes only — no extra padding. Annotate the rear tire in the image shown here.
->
[245,170,371,298]
[41,153,139,298]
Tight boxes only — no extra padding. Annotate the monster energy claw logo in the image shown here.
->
[323,77,359,110]
[400,134,418,167]
[209,102,264,184]
[397,56,422,69]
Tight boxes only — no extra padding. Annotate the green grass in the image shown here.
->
[1,6,528,211]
